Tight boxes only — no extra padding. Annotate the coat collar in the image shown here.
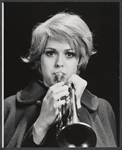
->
[17,79,99,112]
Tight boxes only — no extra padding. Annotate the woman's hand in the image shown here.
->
[67,74,87,108]
[33,82,69,144]
[35,81,69,131]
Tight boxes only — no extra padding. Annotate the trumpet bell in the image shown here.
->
[56,123,97,147]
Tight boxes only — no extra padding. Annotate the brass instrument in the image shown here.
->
[54,72,97,147]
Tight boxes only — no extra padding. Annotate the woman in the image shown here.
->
[4,12,117,147]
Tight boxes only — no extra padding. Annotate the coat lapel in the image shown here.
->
[17,79,99,112]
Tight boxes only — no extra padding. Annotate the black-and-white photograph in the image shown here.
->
[3,2,120,148]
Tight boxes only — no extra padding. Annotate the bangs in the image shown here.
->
[45,28,80,58]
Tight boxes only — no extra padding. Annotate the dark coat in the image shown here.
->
[4,79,117,147]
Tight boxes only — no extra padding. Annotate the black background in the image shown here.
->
[4,2,119,145]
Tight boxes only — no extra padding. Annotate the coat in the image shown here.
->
[4,78,117,147]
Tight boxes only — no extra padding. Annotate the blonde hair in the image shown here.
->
[22,12,95,72]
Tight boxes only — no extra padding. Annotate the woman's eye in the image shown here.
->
[45,51,56,57]
[66,52,76,58]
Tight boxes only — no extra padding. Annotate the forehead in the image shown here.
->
[46,38,71,50]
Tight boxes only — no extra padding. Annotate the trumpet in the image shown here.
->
[54,72,97,147]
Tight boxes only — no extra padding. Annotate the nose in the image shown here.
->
[55,55,64,68]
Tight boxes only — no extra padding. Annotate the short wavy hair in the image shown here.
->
[22,12,95,73]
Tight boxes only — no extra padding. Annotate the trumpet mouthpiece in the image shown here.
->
[54,72,64,83]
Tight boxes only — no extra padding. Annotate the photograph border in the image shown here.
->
[1,0,121,149]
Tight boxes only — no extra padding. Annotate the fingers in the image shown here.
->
[45,82,69,100]
[51,85,69,95]
[46,89,69,111]
[43,82,69,115]
[53,90,69,101]
[53,100,66,109]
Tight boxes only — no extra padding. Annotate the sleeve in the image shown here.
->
[22,126,43,147]
[22,124,58,147]
[106,100,118,144]
[4,96,18,147]
[98,98,118,146]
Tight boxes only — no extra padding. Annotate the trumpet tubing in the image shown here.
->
[54,72,97,147]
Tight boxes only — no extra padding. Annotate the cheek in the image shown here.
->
[40,56,49,75]
[41,57,47,69]
[67,59,78,74]
[40,55,55,76]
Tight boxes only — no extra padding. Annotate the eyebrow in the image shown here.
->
[45,47,74,51]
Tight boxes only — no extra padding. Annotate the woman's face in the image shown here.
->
[40,39,79,87]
